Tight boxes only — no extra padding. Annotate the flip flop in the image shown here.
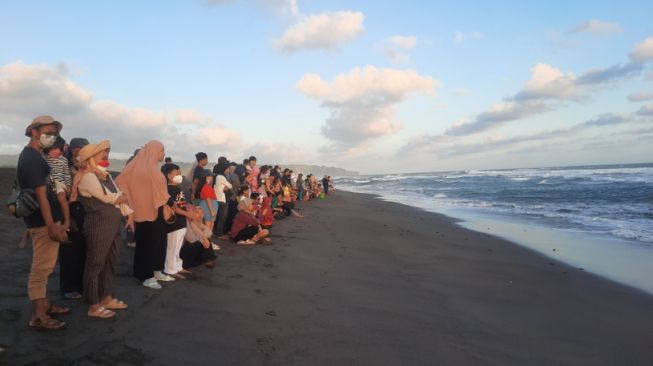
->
[103,299,128,310]
[46,304,71,316]
[88,306,115,319]
[28,317,67,331]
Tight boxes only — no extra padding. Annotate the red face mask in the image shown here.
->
[97,160,110,168]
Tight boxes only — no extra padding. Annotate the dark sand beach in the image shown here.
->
[0,167,652,365]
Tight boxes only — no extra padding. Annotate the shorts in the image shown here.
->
[199,200,218,221]
[233,226,258,242]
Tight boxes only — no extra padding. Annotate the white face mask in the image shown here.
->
[172,175,183,185]
[39,134,57,148]
[97,166,108,173]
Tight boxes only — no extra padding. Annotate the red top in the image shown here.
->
[259,197,274,227]
[200,184,217,200]
[230,211,259,237]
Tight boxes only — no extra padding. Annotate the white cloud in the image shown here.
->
[567,19,622,35]
[627,91,653,102]
[629,36,653,64]
[453,31,484,44]
[387,35,417,49]
[379,35,418,63]
[637,102,653,116]
[515,63,577,101]
[297,65,439,149]
[273,11,364,52]
[445,100,549,136]
[0,61,307,164]
[452,88,471,97]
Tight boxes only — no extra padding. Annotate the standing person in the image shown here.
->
[76,141,134,319]
[296,174,305,201]
[213,161,232,239]
[61,137,89,299]
[199,172,218,233]
[246,156,259,191]
[19,115,69,331]
[190,152,209,204]
[225,162,241,232]
[322,175,329,195]
[162,164,193,280]
[116,140,173,289]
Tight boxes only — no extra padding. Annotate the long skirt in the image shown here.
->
[59,201,86,294]
[133,207,167,280]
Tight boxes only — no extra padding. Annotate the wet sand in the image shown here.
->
[0,167,652,365]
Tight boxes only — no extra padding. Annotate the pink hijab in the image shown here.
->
[116,140,169,222]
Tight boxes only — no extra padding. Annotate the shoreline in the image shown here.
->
[1,187,652,365]
[338,185,653,295]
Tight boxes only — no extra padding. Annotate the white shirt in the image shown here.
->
[213,175,233,203]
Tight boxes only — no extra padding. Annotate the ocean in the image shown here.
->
[335,163,653,245]
[334,163,653,293]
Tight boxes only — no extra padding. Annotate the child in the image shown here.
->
[162,164,194,280]
[199,171,218,233]
[182,207,218,268]
[43,137,71,242]
[237,185,250,202]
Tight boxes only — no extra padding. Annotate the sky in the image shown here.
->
[1,0,652,174]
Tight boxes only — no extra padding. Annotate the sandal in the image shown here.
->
[28,317,67,331]
[103,299,128,310]
[88,306,115,319]
[46,304,71,316]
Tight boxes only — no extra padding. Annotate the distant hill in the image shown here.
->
[0,155,358,177]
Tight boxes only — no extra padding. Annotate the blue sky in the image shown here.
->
[1,0,652,173]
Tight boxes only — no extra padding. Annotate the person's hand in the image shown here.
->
[62,220,70,233]
[115,194,129,205]
[125,215,135,232]
[201,239,210,249]
[47,222,67,242]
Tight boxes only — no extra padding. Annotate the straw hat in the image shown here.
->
[77,140,111,163]
[24,115,62,137]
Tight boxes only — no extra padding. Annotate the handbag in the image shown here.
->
[6,176,39,218]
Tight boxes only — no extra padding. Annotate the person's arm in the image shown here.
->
[222,176,232,191]
[56,188,70,233]
[171,202,192,218]
[78,173,125,205]
[35,186,66,241]
[191,178,199,199]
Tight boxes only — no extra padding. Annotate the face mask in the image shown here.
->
[96,159,110,172]
[172,175,183,185]
[39,134,57,148]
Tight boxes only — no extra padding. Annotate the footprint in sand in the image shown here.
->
[255,289,266,295]
[264,263,274,268]
[265,310,277,317]
[227,274,244,279]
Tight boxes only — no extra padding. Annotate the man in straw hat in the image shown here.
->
[17,115,70,331]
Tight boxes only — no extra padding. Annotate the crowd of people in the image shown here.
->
[11,115,334,331]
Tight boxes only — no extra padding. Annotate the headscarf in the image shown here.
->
[116,140,169,222]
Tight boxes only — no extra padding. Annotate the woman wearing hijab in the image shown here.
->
[116,140,173,289]
[76,141,134,318]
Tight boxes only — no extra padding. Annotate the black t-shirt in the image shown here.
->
[17,146,63,228]
[167,184,187,233]
[192,165,207,199]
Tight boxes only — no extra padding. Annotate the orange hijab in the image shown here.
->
[116,140,169,222]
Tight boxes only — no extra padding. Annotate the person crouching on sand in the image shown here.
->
[229,198,269,245]
[76,140,134,318]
